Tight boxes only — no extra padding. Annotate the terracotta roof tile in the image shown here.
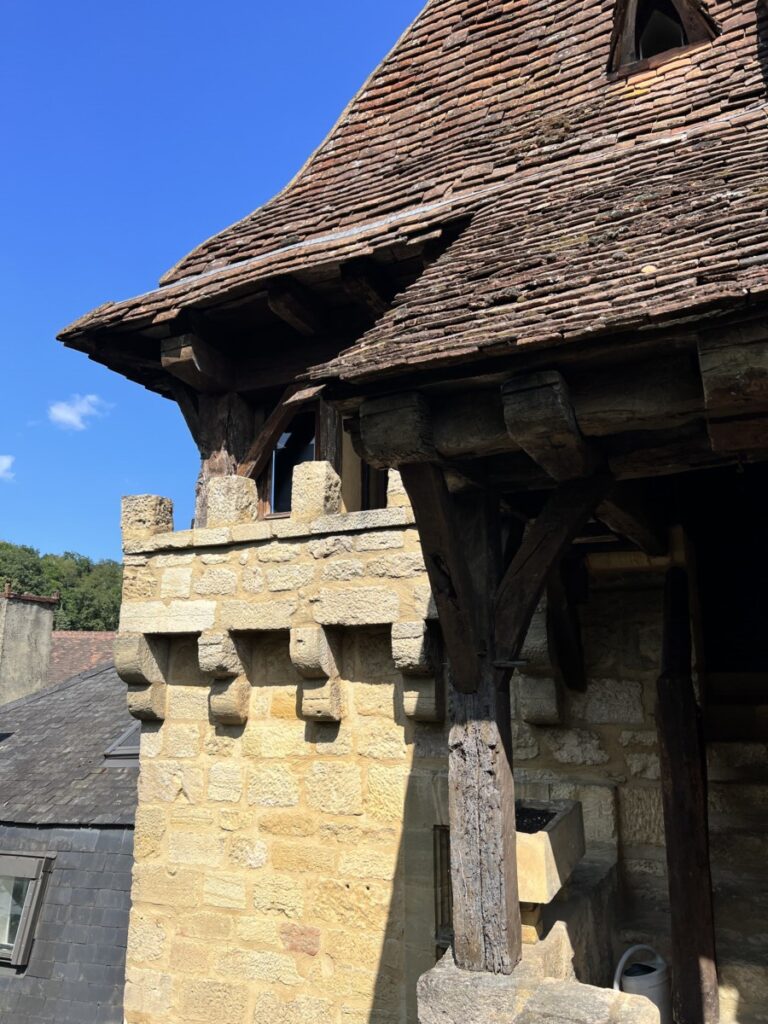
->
[48,632,116,686]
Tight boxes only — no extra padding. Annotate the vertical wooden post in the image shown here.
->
[449,490,522,975]
[656,567,719,1024]
[400,465,523,974]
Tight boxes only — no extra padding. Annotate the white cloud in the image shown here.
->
[0,456,15,482]
[48,394,110,431]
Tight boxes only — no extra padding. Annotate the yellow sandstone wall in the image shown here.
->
[118,466,448,1024]
[116,462,680,1023]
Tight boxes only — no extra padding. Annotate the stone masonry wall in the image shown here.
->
[118,463,673,1023]
[513,579,667,898]
[119,467,449,1024]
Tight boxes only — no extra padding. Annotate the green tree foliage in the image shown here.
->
[0,541,122,631]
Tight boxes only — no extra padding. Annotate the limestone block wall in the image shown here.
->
[117,462,677,1023]
[513,581,667,904]
[118,467,449,1024]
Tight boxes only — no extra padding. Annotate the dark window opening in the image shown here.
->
[264,411,317,517]
[683,465,768,741]
[636,0,687,59]
[609,0,717,76]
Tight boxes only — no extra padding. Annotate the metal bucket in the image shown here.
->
[614,944,672,1024]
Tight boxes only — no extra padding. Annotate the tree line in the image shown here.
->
[0,541,122,631]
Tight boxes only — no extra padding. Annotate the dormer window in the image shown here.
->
[636,0,686,59]
[609,0,718,76]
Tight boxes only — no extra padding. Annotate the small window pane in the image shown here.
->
[0,875,31,958]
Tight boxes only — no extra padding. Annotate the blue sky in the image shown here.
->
[0,0,424,561]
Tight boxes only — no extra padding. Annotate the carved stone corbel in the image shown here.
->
[198,631,250,727]
[210,677,251,727]
[392,620,445,723]
[198,630,245,678]
[289,626,345,722]
[114,633,169,722]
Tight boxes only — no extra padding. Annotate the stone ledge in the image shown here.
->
[123,506,416,555]
[417,953,659,1024]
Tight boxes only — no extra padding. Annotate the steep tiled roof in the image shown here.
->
[48,631,116,686]
[314,104,768,382]
[61,0,768,376]
[0,665,136,827]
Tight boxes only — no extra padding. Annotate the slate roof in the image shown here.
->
[0,665,137,827]
[48,632,116,687]
[60,0,768,379]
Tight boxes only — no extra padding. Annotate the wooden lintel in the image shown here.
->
[399,463,483,693]
[656,568,719,1024]
[546,562,586,692]
[502,371,595,481]
[161,333,234,393]
[237,385,324,481]
[267,280,325,336]
[495,475,611,663]
[341,263,389,317]
[596,482,668,555]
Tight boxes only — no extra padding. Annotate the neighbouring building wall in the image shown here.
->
[0,596,55,705]
[0,824,133,1024]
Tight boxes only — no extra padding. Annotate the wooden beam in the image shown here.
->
[656,568,719,1024]
[450,665,522,974]
[398,463,483,693]
[546,561,587,692]
[699,328,768,452]
[161,334,234,393]
[189,393,257,527]
[495,475,611,664]
[316,399,342,475]
[237,385,324,481]
[267,280,325,336]
[502,372,595,481]
[441,489,523,975]
[596,482,668,555]
[341,263,389,318]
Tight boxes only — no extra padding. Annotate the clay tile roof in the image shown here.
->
[61,0,768,374]
[48,631,116,686]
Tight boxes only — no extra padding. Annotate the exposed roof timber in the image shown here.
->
[267,279,326,336]
[161,334,234,393]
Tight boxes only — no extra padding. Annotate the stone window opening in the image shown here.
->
[608,0,718,76]
[0,853,53,970]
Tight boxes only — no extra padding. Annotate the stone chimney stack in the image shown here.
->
[0,587,59,705]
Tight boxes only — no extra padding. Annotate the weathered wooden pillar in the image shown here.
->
[656,567,719,1024]
[400,464,523,974]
